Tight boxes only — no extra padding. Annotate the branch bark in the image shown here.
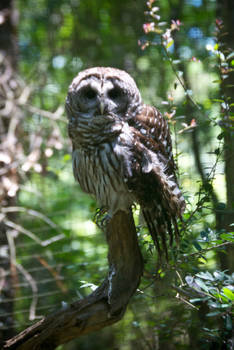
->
[3,210,144,350]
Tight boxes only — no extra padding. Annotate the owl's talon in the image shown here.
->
[94,207,107,220]
[100,214,111,229]
[94,207,110,229]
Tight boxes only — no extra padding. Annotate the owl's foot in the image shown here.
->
[94,207,111,229]
[100,213,111,230]
[94,206,107,221]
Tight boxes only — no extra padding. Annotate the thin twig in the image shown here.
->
[183,241,232,258]
[2,206,60,231]
[15,263,39,321]
[161,41,200,109]
[175,293,199,310]
[25,105,66,122]
[3,219,42,244]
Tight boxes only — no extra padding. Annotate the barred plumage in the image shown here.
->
[66,67,185,257]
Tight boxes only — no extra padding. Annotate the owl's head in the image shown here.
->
[66,67,142,122]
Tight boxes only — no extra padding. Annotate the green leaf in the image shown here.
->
[63,154,71,162]
[220,303,231,309]
[196,271,214,281]
[212,80,222,84]
[198,257,207,264]
[209,301,221,308]
[206,311,222,317]
[166,39,174,49]
[226,52,234,60]
[220,233,234,242]
[194,278,209,292]
[213,271,226,281]
[189,298,202,303]
[222,287,234,301]
[212,99,224,103]
[211,239,223,244]
[172,60,181,64]
[193,241,202,251]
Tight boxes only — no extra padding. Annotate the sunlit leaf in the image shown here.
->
[208,301,222,308]
[166,39,174,49]
[212,99,224,102]
[194,278,209,292]
[212,80,222,83]
[226,52,234,60]
[196,271,214,281]
[213,271,226,280]
[222,287,234,301]
[220,233,234,242]
[206,311,222,317]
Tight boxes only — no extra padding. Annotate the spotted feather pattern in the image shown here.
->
[127,105,185,257]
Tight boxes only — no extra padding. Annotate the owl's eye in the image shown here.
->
[108,87,122,99]
[83,87,96,99]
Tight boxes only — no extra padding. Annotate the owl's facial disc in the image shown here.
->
[76,77,129,117]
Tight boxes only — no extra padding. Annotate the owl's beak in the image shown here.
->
[99,100,105,115]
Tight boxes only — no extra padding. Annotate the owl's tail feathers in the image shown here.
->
[134,176,185,260]
[146,168,186,259]
[142,201,183,261]
[127,154,185,259]
[142,208,163,258]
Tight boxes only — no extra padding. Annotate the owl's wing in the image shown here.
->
[127,104,185,258]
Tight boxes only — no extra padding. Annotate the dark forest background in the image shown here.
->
[0,0,233,349]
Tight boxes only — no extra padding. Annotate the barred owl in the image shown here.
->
[66,67,185,257]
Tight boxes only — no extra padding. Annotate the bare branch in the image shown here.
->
[15,263,39,321]
[2,206,62,233]
[3,220,42,245]
[183,241,233,258]
[25,105,66,123]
